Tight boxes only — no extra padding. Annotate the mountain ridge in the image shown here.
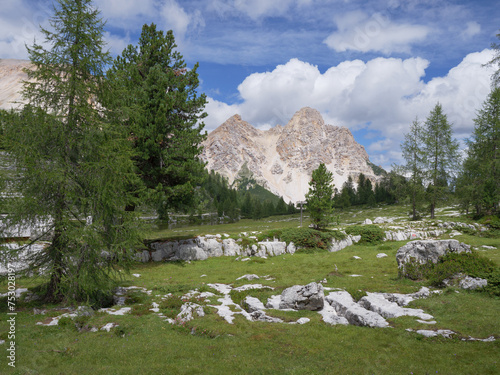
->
[201,107,383,203]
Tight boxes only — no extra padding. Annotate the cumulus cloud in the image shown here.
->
[160,0,204,40]
[204,49,495,169]
[324,11,430,54]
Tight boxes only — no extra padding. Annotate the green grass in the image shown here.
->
[1,205,499,374]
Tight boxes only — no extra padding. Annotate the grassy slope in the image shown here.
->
[1,205,500,375]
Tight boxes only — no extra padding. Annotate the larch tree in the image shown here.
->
[1,0,141,304]
[400,117,426,220]
[422,103,460,218]
[106,24,207,219]
[306,163,335,230]
[460,87,500,215]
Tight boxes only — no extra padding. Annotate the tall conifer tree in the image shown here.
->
[1,0,141,303]
[306,163,335,230]
[107,24,207,219]
[422,103,460,218]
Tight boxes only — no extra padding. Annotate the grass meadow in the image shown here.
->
[1,205,499,374]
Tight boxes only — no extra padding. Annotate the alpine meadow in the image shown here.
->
[0,1,499,374]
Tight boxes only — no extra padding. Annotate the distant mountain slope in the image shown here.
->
[0,59,31,110]
[201,107,384,203]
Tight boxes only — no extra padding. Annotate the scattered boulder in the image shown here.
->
[250,310,283,323]
[358,293,433,320]
[325,291,389,328]
[376,253,388,258]
[443,273,488,290]
[364,219,373,225]
[279,282,325,311]
[177,303,205,323]
[236,274,260,281]
[243,296,266,313]
[396,239,471,271]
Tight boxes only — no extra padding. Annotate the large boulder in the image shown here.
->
[279,282,325,311]
[325,291,389,328]
[396,239,471,270]
[358,293,433,320]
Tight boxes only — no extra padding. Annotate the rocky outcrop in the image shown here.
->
[201,107,382,203]
[325,291,390,328]
[396,239,471,270]
[141,234,360,262]
[443,274,488,290]
[279,282,325,311]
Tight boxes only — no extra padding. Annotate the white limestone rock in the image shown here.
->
[279,282,325,311]
[222,238,241,256]
[177,302,205,323]
[443,273,488,290]
[325,291,389,328]
[396,239,471,271]
[236,274,260,281]
[250,310,283,323]
[359,293,433,320]
[242,296,266,313]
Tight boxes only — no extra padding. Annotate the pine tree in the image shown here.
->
[306,163,335,230]
[1,0,141,304]
[422,103,460,218]
[107,24,207,218]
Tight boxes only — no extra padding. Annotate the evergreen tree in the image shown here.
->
[422,103,460,218]
[1,0,141,304]
[461,87,500,215]
[400,118,426,220]
[306,163,335,230]
[107,24,207,218]
[486,29,500,88]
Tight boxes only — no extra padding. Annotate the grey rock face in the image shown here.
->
[279,282,325,311]
[359,293,433,320]
[396,239,471,270]
[325,291,389,328]
[243,296,267,313]
[443,273,488,290]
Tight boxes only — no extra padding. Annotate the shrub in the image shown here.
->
[398,251,500,296]
[258,227,345,251]
[398,257,434,281]
[345,225,385,245]
[427,252,497,287]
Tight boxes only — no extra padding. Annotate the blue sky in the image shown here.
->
[1,0,499,169]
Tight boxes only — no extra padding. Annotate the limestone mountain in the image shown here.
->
[201,107,384,203]
[0,59,31,110]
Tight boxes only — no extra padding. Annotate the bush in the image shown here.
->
[345,225,385,245]
[398,251,500,296]
[258,227,345,251]
[398,257,433,281]
[427,252,497,287]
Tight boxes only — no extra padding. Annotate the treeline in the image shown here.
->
[187,170,297,222]
[332,172,400,210]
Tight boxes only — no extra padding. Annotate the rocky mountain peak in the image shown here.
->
[202,108,382,203]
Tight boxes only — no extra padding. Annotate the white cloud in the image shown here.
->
[204,49,495,169]
[161,0,197,39]
[460,21,481,40]
[324,11,430,54]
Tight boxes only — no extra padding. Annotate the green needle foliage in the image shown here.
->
[400,117,426,220]
[107,24,207,219]
[0,0,142,304]
[458,87,500,216]
[306,163,334,230]
[422,103,460,218]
